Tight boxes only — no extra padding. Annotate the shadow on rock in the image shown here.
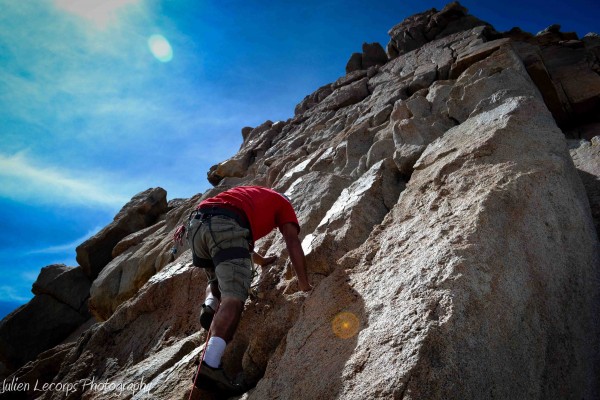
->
[241,266,365,399]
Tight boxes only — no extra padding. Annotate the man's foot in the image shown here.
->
[194,361,245,394]
[200,304,215,331]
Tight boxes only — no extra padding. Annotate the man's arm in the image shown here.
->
[280,222,312,292]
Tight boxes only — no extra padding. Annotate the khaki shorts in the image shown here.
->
[189,215,253,302]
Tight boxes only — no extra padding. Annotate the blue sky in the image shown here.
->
[0,0,598,319]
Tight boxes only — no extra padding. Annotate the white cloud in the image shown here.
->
[0,285,30,303]
[53,0,141,28]
[27,226,103,255]
[20,270,41,282]
[0,152,131,209]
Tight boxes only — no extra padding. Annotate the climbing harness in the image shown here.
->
[182,205,254,269]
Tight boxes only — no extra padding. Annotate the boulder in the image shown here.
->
[0,295,87,370]
[517,34,600,128]
[333,70,369,90]
[339,121,375,176]
[503,27,534,42]
[76,187,168,279]
[345,43,387,74]
[32,264,91,314]
[447,46,540,123]
[535,39,600,121]
[112,220,166,258]
[167,197,186,210]
[208,120,291,187]
[345,52,363,74]
[302,159,404,276]
[241,126,254,141]
[534,24,578,46]
[366,138,395,168]
[319,78,370,111]
[449,37,511,79]
[2,343,76,398]
[294,84,333,115]
[512,42,571,127]
[537,24,561,35]
[386,2,492,58]
[387,7,436,57]
[88,223,171,321]
[86,196,199,322]
[409,62,438,93]
[0,264,92,372]
[4,260,208,400]
[361,42,387,69]
[89,335,201,400]
[206,157,248,186]
[278,171,351,237]
[390,84,455,176]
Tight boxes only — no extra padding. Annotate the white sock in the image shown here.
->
[203,336,226,368]
[204,292,220,311]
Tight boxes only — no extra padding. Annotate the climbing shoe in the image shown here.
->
[200,304,215,331]
[194,361,245,395]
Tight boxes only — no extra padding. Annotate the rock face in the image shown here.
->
[88,196,199,321]
[345,42,388,73]
[570,138,600,233]
[386,2,493,58]
[0,189,169,376]
[76,187,168,280]
[32,265,91,314]
[2,3,600,400]
[0,294,87,372]
[252,93,599,400]
[513,33,600,129]
[0,265,91,372]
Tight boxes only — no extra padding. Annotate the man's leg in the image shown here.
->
[210,297,244,342]
[203,296,244,369]
[199,216,252,385]
[202,257,252,369]
[209,281,221,300]
[204,276,221,309]
[200,271,221,331]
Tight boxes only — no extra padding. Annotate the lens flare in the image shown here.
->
[332,311,360,339]
[148,34,173,62]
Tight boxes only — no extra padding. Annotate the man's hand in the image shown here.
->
[252,253,278,266]
[262,255,278,266]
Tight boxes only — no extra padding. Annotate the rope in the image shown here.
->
[188,304,219,400]
[173,225,186,247]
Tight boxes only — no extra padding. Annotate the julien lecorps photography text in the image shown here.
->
[0,376,149,397]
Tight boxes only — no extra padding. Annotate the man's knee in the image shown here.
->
[209,281,221,298]
[220,296,244,311]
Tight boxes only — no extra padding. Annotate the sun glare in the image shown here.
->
[332,311,360,339]
[54,0,139,27]
[148,35,173,63]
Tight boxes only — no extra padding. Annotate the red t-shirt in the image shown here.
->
[198,186,299,242]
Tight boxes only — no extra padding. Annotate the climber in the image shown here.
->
[187,185,312,393]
